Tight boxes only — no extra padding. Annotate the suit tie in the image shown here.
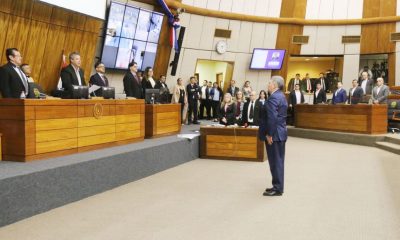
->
[17,67,29,93]
[249,102,254,120]
[102,75,109,86]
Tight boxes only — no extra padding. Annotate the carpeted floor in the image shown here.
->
[0,137,399,240]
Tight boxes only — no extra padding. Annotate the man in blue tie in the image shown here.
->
[259,76,288,196]
[332,81,347,104]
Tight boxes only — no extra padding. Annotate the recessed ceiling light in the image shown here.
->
[313,57,319,59]
[305,59,310,61]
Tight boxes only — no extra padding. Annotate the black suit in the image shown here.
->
[187,83,200,123]
[0,62,29,98]
[60,64,86,99]
[242,100,260,126]
[313,89,326,104]
[348,86,364,104]
[288,90,305,125]
[316,78,329,92]
[155,80,169,103]
[227,86,239,97]
[123,71,143,99]
[89,73,109,96]
[219,103,236,125]
[155,80,168,90]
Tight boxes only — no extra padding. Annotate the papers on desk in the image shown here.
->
[89,85,101,94]
[177,134,200,140]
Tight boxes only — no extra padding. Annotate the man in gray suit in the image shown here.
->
[359,71,373,95]
[370,77,389,104]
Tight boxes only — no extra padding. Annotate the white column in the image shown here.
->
[342,54,360,90]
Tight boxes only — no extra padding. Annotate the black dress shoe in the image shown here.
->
[263,190,282,196]
[193,121,200,124]
[265,187,275,192]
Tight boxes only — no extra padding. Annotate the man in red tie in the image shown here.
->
[89,61,109,97]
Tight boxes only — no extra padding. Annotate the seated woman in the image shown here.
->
[235,91,245,125]
[219,93,236,126]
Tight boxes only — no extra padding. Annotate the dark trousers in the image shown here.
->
[179,101,184,123]
[188,100,198,122]
[266,141,286,193]
[211,100,220,119]
[199,99,207,119]
[205,99,212,119]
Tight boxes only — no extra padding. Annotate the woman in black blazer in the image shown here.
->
[219,93,236,126]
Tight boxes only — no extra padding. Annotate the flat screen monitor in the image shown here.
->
[145,89,160,104]
[102,1,164,71]
[102,87,115,99]
[71,85,89,99]
[249,49,286,70]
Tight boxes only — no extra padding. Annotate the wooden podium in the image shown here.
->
[145,104,181,138]
[0,99,145,162]
[295,104,387,134]
[200,126,265,162]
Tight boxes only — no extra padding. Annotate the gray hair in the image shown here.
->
[69,51,80,61]
[270,75,285,90]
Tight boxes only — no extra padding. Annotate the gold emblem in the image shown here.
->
[93,103,103,119]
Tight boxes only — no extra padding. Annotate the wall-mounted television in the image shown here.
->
[101,2,164,70]
[249,48,286,70]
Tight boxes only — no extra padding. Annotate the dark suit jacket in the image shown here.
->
[264,90,288,142]
[0,62,29,98]
[316,78,329,92]
[242,99,260,126]
[332,88,347,104]
[123,71,143,99]
[142,77,156,89]
[348,86,363,104]
[219,103,236,125]
[60,64,86,98]
[155,80,168,90]
[302,78,315,93]
[358,79,374,95]
[227,86,239,97]
[287,78,302,92]
[288,90,305,106]
[186,83,200,102]
[313,89,327,104]
[89,73,109,96]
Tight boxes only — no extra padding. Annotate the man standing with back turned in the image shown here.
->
[259,76,288,197]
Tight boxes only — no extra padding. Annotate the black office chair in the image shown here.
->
[387,99,400,133]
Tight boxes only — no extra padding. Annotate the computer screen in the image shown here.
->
[249,49,286,70]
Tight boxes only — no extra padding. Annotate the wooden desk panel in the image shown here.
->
[0,99,145,162]
[145,104,181,138]
[200,127,265,162]
[295,104,387,134]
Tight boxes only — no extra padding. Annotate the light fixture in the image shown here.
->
[305,58,310,61]
[313,56,319,59]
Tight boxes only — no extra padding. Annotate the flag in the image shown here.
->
[156,0,181,52]
[57,51,68,90]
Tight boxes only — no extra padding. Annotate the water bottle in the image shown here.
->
[20,91,26,99]
[150,96,154,104]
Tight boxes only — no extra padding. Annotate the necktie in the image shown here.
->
[249,102,254,120]
[321,79,325,90]
[307,80,311,91]
[102,75,108,86]
[17,67,28,93]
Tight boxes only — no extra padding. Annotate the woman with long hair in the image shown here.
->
[219,93,236,125]
[171,78,188,124]
[242,80,252,101]
[258,90,268,106]
[235,91,245,125]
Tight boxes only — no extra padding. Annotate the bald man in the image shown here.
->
[370,77,389,104]
[242,90,260,126]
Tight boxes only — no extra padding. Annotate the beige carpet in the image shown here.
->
[0,137,399,240]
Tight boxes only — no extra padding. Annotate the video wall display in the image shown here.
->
[101,2,164,70]
[249,49,286,70]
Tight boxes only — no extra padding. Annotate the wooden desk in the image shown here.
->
[200,126,265,162]
[0,99,145,162]
[145,104,181,138]
[295,104,387,134]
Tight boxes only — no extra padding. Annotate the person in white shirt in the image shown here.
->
[313,83,326,104]
[370,77,389,104]
[288,84,305,125]
[359,71,373,95]
[288,73,301,92]
[60,51,86,99]
[243,91,260,126]
[199,80,209,119]
[332,81,347,104]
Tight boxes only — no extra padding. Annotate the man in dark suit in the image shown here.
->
[0,48,30,98]
[60,52,86,98]
[242,91,260,126]
[316,72,329,92]
[332,81,347,104]
[288,84,305,125]
[186,76,200,124]
[155,75,170,103]
[227,80,239,97]
[259,76,288,196]
[155,75,168,89]
[313,83,327,104]
[123,61,143,99]
[302,73,314,93]
[198,80,209,120]
[89,61,109,97]
[348,79,364,104]
[287,73,301,92]
[359,71,373,95]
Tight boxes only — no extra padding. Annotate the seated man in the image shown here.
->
[332,82,347,104]
[242,91,260,126]
[371,77,389,104]
[20,63,35,83]
[313,83,326,104]
[89,61,109,97]
[60,52,86,99]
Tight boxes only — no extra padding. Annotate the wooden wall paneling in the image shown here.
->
[50,7,70,27]
[362,0,379,18]
[39,25,67,93]
[0,12,10,64]
[360,24,378,54]
[0,0,13,14]
[380,0,396,17]
[11,0,34,18]
[84,17,103,33]
[31,1,53,23]
[68,12,87,30]
[377,23,396,53]
[24,20,49,83]
[388,53,395,86]
[63,29,84,57]
[79,31,99,83]
[153,11,172,78]
[2,16,31,65]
